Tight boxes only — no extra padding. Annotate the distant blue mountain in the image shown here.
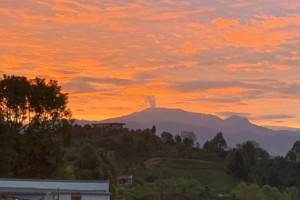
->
[75,107,300,156]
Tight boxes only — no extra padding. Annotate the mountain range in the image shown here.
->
[75,107,300,156]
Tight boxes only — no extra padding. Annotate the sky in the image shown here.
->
[1,0,300,128]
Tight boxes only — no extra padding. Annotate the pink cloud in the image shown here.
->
[211,17,240,26]
[52,4,78,13]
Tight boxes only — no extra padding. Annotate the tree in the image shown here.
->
[0,74,71,134]
[241,141,256,166]
[268,171,282,188]
[233,183,265,200]
[74,144,117,198]
[203,141,211,151]
[211,132,227,149]
[203,132,227,158]
[226,150,248,180]
[0,75,72,179]
[161,132,174,144]
[203,132,227,151]
[234,183,300,200]
[183,137,194,147]
[175,134,182,143]
[181,131,196,147]
[286,141,300,162]
[151,125,156,134]
[285,187,300,200]
[14,133,65,178]
[0,121,18,177]
[0,75,30,132]
[262,185,283,200]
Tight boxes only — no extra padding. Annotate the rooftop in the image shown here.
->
[0,179,109,195]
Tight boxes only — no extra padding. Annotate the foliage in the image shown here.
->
[161,131,175,144]
[74,144,117,198]
[116,177,210,200]
[70,126,300,198]
[286,141,300,162]
[233,182,300,200]
[241,141,256,166]
[0,75,71,179]
[181,131,196,147]
[140,157,238,193]
[226,149,248,181]
[15,133,65,178]
[71,126,163,174]
[0,74,71,134]
[175,134,182,143]
[0,119,65,178]
[225,141,273,184]
[0,121,18,177]
[151,125,156,134]
[74,144,116,182]
[203,132,227,159]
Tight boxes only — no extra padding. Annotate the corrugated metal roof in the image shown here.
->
[0,187,110,195]
[0,179,109,193]
[0,178,108,183]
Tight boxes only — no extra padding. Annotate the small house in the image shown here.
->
[92,123,126,129]
[117,175,133,184]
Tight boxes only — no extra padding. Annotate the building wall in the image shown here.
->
[10,193,110,200]
[82,194,110,200]
[15,194,71,200]
[59,194,72,200]
[13,195,45,200]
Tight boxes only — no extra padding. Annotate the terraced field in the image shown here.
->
[140,157,240,193]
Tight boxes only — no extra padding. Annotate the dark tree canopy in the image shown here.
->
[241,141,256,166]
[0,75,30,132]
[182,131,196,147]
[0,75,72,179]
[0,74,71,133]
[203,132,227,151]
[161,132,175,144]
[175,134,182,143]
[286,141,300,162]
[227,150,248,180]
[211,132,227,149]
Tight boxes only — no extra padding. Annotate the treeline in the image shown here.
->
[116,177,211,200]
[119,181,300,200]
[233,182,299,200]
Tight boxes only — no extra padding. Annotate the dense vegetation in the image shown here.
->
[69,125,300,199]
[1,75,300,200]
[0,75,71,178]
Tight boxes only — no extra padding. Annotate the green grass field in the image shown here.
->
[140,157,240,193]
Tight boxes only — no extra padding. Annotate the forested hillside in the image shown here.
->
[68,125,300,199]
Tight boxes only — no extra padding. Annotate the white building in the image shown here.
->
[0,179,110,200]
[92,123,126,129]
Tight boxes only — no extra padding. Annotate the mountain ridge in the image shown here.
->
[75,107,300,155]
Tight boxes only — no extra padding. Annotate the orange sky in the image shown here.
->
[1,0,300,128]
